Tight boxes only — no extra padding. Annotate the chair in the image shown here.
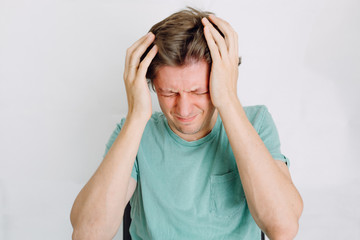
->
[123,203,265,240]
[123,202,132,240]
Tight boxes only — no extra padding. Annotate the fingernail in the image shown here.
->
[202,17,209,23]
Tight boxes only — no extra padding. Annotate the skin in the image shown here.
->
[70,14,303,240]
[202,15,303,239]
[153,60,218,141]
[70,32,158,239]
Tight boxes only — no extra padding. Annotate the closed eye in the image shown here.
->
[193,91,208,95]
[161,93,177,97]
[160,91,208,97]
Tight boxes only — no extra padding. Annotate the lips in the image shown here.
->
[175,114,197,123]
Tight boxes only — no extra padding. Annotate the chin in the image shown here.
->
[179,126,201,135]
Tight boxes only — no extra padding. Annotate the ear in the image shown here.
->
[148,78,156,92]
[151,78,157,93]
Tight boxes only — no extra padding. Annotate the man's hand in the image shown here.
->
[201,15,239,110]
[124,32,158,122]
[70,33,158,240]
[203,16,303,239]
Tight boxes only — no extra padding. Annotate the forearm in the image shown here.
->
[218,98,302,239]
[70,116,146,239]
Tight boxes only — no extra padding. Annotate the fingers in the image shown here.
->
[203,26,221,63]
[202,18,228,60]
[138,44,158,77]
[124,32,156,81]
[209,14,239,59]
[125,33,151,70]
[202,15,239,62]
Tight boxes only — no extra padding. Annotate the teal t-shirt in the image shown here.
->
[104,105,289,240]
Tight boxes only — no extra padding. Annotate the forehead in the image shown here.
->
[154,59,210,90]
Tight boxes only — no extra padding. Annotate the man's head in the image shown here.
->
[154,59,216,141]
[142,7,215,89]
[142,7,220,141]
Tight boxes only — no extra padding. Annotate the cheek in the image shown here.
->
[158,97,175,111]
[196,95,213,109]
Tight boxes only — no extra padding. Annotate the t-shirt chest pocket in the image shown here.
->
[210,170,246,218]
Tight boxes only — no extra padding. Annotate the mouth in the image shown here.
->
[175,114,198,123]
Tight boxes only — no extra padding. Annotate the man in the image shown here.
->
[70,8,303,240]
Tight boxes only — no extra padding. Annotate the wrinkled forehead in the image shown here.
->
[153,59,210,91]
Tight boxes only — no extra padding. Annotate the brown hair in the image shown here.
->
[142,7,240,90]
[141,7,213,90]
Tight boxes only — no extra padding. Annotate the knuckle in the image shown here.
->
[138,59,145,68]
[133,46,145,57]
[126,47,132,56]
[129,55,139,68]
[222,20,230,28]
[138,61,148,73]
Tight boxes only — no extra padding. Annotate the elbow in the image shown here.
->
[72,229,85,240]
[70,214,122,240]
[72,228,90,240]
[72,230,103,240]
[70,211,89,240]
[71,221,96,240]
[71,225,113,240]
[69,200,126,240]
[70,212,104,240]
[267,194,304,239]
[264,218,300,240]
[72,229,112,240]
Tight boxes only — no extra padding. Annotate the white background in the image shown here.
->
[0,0,359,239]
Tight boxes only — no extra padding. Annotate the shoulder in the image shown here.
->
[149,111,165,123]
[144,112,166,133]
[243,105,269,131]
[104,112,165,157]
[243,104,268,116]
[117,112,166,136]
[116,112,165,130]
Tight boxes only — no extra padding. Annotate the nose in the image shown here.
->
[175,94,193,117]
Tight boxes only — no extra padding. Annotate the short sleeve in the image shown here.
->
[257,106,290,167]
[103,118,139,181]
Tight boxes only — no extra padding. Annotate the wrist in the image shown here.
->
[126,112,150,128]
[214,92,240,113]
[217,97,248,129]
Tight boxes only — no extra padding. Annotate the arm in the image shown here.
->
[202,15,303,240]
[70,32,158,240]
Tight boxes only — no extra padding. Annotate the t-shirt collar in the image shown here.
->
[163,113,221,147]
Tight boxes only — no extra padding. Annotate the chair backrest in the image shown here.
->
[123,203,265,240]
[123,203,132,240]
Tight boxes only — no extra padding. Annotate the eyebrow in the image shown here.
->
[157,88,176,93]
[158,87,207,93]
